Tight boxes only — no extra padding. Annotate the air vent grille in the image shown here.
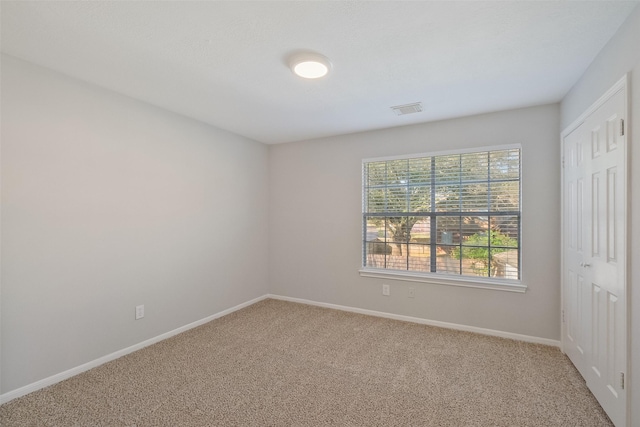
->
[391,102,423,116]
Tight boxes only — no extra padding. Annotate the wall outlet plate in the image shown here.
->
[382,284,390,296]
[135,305,144,320]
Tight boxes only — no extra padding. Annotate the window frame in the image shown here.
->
[359,144,525,293]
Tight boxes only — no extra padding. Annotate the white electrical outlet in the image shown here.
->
[382,284,390,296]
[135,305,145,320]
[408,287,415,298]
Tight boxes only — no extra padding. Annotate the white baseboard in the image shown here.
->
[0,294,269,405]
[267,294,561,348]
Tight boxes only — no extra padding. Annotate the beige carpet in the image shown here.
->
[1,299,612,426]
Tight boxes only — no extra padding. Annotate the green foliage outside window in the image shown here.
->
[451,230,517,261]
[447,230,517,276]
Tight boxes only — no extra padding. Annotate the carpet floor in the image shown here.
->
[0,298,613,426]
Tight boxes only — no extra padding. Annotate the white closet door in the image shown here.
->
[562,81,627,427]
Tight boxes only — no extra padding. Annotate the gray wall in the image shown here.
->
[269,104,561,340]
[560,5,640,425]
[0,55,269,393]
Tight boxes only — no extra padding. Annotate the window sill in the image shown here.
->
[358,268,527,293]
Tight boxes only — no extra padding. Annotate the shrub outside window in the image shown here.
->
[362,147,521,283]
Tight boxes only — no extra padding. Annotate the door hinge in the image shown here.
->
[561,157,565,169]
[621,119,625,136]
[620,372,625,390]
[562,309,565,323]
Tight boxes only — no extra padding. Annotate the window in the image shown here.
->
[361,146,521,289]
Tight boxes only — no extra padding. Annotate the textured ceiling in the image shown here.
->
[1,1,638,144]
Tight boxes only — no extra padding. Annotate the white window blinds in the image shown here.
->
[363,148,521,280]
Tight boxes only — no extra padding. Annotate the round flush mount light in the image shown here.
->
[289,52,332,79]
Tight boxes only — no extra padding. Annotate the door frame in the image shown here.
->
[560,73,630,425]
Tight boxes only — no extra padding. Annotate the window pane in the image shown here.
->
[437,216,460,244]
[435,184,460,212]
[460,241,489,264]
[408,244,430,272]
[386,244,408,270]
[436,245,460,275]
[461,216,488,245]
[458,221,490,276]
[490,217,519,248]
[461,182,489,211]
[386,217,412,243]
[490,249,519,279]
[387,159,408,185]
[365,243,389,268]
[366,188,386,213]
[408,185,430,212]
[490,149,520,181]
[366,242,392,256]
[411,218,431,244]
[435,155,460,183]
[408,157,431,212]
[365,220,385,242]
[490,180,519,211]
[366,162,387,187]
[409,157,431,185]
[461,255,489,277]
[387,187,409,212]
[461,152,488,182]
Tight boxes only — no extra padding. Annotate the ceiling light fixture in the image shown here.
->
[289,52,332,79]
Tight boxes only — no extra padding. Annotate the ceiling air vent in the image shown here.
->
[391,102,423,116]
